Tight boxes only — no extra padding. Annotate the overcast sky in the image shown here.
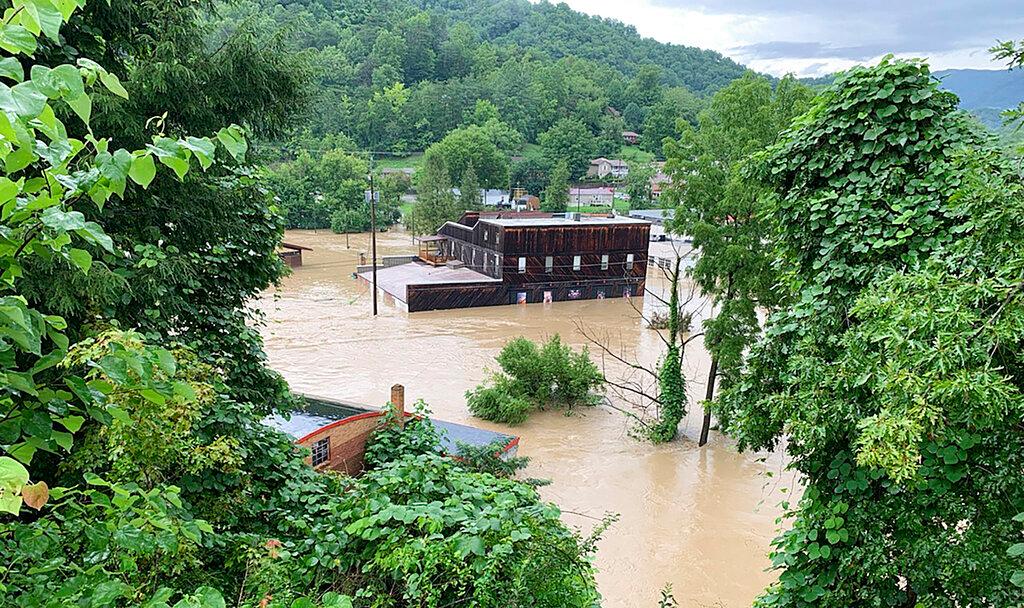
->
[541,0,1024,77]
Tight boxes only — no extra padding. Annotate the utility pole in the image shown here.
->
[369,154,378,316]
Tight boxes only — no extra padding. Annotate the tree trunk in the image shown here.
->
[698,356,718,446]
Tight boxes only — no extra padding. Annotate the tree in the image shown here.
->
[425,124,509,188]
[596,113,628,157]
[663,72,813,446]
[648,258,687,443]
[542,160,570,212]
[510,156,551,197]
[539,118,595,180]
[716,58,1023,606]
[625,164,655,210]
[407,153,459,235]
[460,162,482,209]
[265,149,368,229]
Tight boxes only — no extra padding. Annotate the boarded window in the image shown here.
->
[626,253,635,270]
[545,256,553,273]
[573,255,581,271]
[311,438,329,466]
[601,254,609,270]
[518,257,527,273]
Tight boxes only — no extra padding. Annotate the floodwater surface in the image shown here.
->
[258,229,796,608]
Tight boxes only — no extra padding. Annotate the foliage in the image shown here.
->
[466,375,534,425]
[468,336,604,425]
[542,160,570,212]
[406,151,459,234]
[425,124,509,189]
[265,148,369,230]
[459,161,482,209]
[715,57,1024,607]
[625,163,655,210]
[647,259,687,443]
[991,39,1024,129]
[664,73,813,389]
[510,156,550,197]
[539,118,596,180]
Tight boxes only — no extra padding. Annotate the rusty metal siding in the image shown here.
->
[406,281,507,312]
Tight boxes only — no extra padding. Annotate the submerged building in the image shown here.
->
[359,211,651,312]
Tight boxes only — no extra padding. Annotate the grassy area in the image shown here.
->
[571,199,630,215]
[399,200,416,218]
[374,153,424,172]
[617,146,656,165]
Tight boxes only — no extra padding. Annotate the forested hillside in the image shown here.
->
[212,0,744,153]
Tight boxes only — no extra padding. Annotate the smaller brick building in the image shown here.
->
[265,385,518,476]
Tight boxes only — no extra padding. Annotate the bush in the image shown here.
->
[466,376,534,424]
[469,335,604,424]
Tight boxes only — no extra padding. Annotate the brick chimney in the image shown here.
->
[391,384,405,426]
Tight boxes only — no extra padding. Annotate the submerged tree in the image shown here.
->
[648,257,687,443]
[663,73,813,445]
[716,57,1024,606]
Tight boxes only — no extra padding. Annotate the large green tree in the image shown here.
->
[539,118,595,180]
[425,124,509,189]
[716,58,1024,607]
[663,72,813,445]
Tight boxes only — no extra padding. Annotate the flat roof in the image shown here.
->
[480,216,650,227]
[357,261,499,302]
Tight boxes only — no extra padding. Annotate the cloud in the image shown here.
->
[544,0,1024,76]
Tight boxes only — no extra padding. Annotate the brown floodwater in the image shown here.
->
[257,229,796,608]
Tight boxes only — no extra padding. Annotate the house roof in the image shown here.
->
[570,187,615,195]
[280,241,313,252]
[480,215,649,228]
[622,131,640,137]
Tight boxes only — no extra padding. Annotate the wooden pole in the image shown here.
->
[369,155,378,316]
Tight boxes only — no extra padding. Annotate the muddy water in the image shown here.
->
[257,229,796,608]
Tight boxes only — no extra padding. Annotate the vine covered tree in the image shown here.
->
[543,160,570,212]
[716,57,1024,606]
[663,73,813,446]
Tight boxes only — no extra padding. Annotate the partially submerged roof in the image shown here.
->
[265,394,516,455]
[357,261,499,303]
[280,241,313,252]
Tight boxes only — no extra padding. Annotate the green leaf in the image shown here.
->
[0,456,30,491]
[68,248,92,273]
[0,57,24,82]
[159,154,190,181]
[1008,543,1024,557]
[99,71,128,99]
[216,125,247,160]
[0,23,37,55]
[1012,570,1024,589]
[66,92,91,124]
[129,154,156,188]
[59,415,84,432]
[10,80,48,118]
[24,0,64,41]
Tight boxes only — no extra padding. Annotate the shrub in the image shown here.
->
[469,335,604,424]
[466,375,534,424]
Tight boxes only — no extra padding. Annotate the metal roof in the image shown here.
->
[480,215,650,227]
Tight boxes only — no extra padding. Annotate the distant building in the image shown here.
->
[622,131,640,145]
[569,186,615,207]
[586,157,629,179]
[650,165,670,198]
[514,195,541,211]
[278,241,312,268]
[358,211,651,311]
[451,188,510,208]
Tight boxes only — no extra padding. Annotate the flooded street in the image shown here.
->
[258,229,795,607]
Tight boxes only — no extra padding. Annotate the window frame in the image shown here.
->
[625,253,635,271]
[573,255,582,271]
[545,256,553,273]
[518,257,527,273]
[600,254,609,271]
[311,438,330,466]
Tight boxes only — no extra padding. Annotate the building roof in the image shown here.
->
[480,215,650,228]
[279,241,312,252]
[629,209,675,223]
[589,157,628,168]
[357,261,500,303]
[622,131,640,137]
[265,395,515,456]
[570,187,616,196]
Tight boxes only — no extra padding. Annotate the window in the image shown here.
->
[484,230,489,241]
[311,438,329,466]
[625,253,635,270]
[518,257,527,273]
[600,254,609,270]
[573,255,581,271]
[545,256,553,273]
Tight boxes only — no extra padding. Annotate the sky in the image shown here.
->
[539,0,1024,77]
